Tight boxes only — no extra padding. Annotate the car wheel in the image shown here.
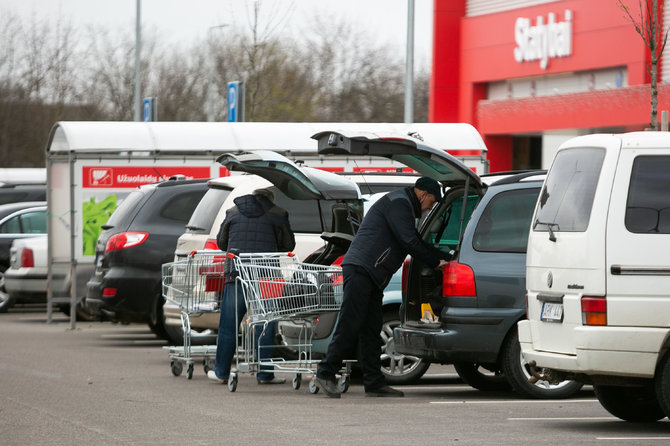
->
[0,271,16,313]
[501,326,583,399]
[148,293,170,340]
[594,384,665,422]
[453,362,510,391]
[380,310,430,384]
[654,350,670,419]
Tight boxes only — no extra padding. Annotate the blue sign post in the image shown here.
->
[143,97,157,122]
[227,81,244,122]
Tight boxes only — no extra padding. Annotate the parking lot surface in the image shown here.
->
[1,305,668,445]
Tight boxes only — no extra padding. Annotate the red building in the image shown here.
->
[431,0,670,171]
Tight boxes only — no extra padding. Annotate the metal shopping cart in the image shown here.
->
[161,250,226,379]
[227,252,353,393]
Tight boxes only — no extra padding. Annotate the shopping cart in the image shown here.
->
[227,252,353,393]
[161,250,226,379]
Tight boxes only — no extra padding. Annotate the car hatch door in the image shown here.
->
[217,150,325,200]
[313,130,484,190]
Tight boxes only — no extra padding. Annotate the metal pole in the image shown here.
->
[133,0,141,122]
[404,0,415,123]
[207,24,229,122]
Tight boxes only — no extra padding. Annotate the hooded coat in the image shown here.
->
[216,194,295,254]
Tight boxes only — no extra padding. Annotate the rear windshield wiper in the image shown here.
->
[185,224,207,232]
[534,219,559,242]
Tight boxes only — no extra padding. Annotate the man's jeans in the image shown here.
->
[214,281,276,381]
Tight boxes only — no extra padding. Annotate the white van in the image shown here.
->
[519,131,670,422]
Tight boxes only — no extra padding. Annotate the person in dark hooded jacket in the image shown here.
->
[315,177,449,398]
[208,188,295,385]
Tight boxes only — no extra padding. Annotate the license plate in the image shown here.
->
[541,302,563,322]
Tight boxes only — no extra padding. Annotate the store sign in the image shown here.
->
[514,10,573,70]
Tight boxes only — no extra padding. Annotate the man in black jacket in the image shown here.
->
[208,188,295,385]
[316,177,449,398]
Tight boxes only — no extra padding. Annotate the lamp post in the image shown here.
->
[133,0,141,122]
[404,0,415,123]
[207,24,229,122]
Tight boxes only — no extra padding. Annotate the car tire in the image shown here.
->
[163,318,218,346]
[380,310,430,384]
[453,362,510,391]
[501,326,583,399]
[654,350,670,419]
[594,384,665,422]
[148,293,170,341]
[0,271,16,313]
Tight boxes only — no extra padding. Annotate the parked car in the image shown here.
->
[520,131,670,421]
[84,178,209,338]
[0,202,48,312]
[4,236,63,310]
[314,130,583,398]
[0,184,45,205]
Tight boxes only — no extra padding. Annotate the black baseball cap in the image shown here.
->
[414,177,442,199]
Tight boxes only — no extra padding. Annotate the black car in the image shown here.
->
[0,184,46,205]
[85,179,208,339]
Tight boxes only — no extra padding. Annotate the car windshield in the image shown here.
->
[534,147,604,233]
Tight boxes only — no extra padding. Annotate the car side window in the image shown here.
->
[626,155,670,233]
[19,210,47,233]
[0,215,21,233]
[473,188,539,253]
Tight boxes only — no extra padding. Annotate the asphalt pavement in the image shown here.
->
[2,304,669,445]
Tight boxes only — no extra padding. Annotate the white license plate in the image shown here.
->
[541,302,563,322]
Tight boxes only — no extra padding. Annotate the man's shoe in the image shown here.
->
[257,377,286,385]
[207,370,226,384]
[315,376,341,398]
[365,385,404,397]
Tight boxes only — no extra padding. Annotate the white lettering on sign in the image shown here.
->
[514,10,573,70]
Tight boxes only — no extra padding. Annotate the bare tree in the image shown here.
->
[618,0,669,130]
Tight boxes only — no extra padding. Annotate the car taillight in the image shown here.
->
[582,296,607,326]
[105,232,148,253]
[102,288,117,298]
[21,248,34,268]
[401,257,411,293]
[442,261,476,297]
[332,255,344,267]
[204,239,219,250]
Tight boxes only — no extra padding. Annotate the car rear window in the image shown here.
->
[187,187,232,232]
[473,188,539,253]
[105,190,144,228]
[534,147,604,233]
[626,155,670,233]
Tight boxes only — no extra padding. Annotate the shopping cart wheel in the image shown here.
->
[170,360,183,377]
[186,363,194,380]
[293,374,302,390]
[338,376,350,393]
[228,373,238,392]
[309,377,319,394]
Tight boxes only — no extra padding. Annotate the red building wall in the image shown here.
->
[430,0,661,171]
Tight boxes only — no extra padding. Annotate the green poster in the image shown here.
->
[82,195,118,256]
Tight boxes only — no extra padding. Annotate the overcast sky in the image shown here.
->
[2,0,434,67]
